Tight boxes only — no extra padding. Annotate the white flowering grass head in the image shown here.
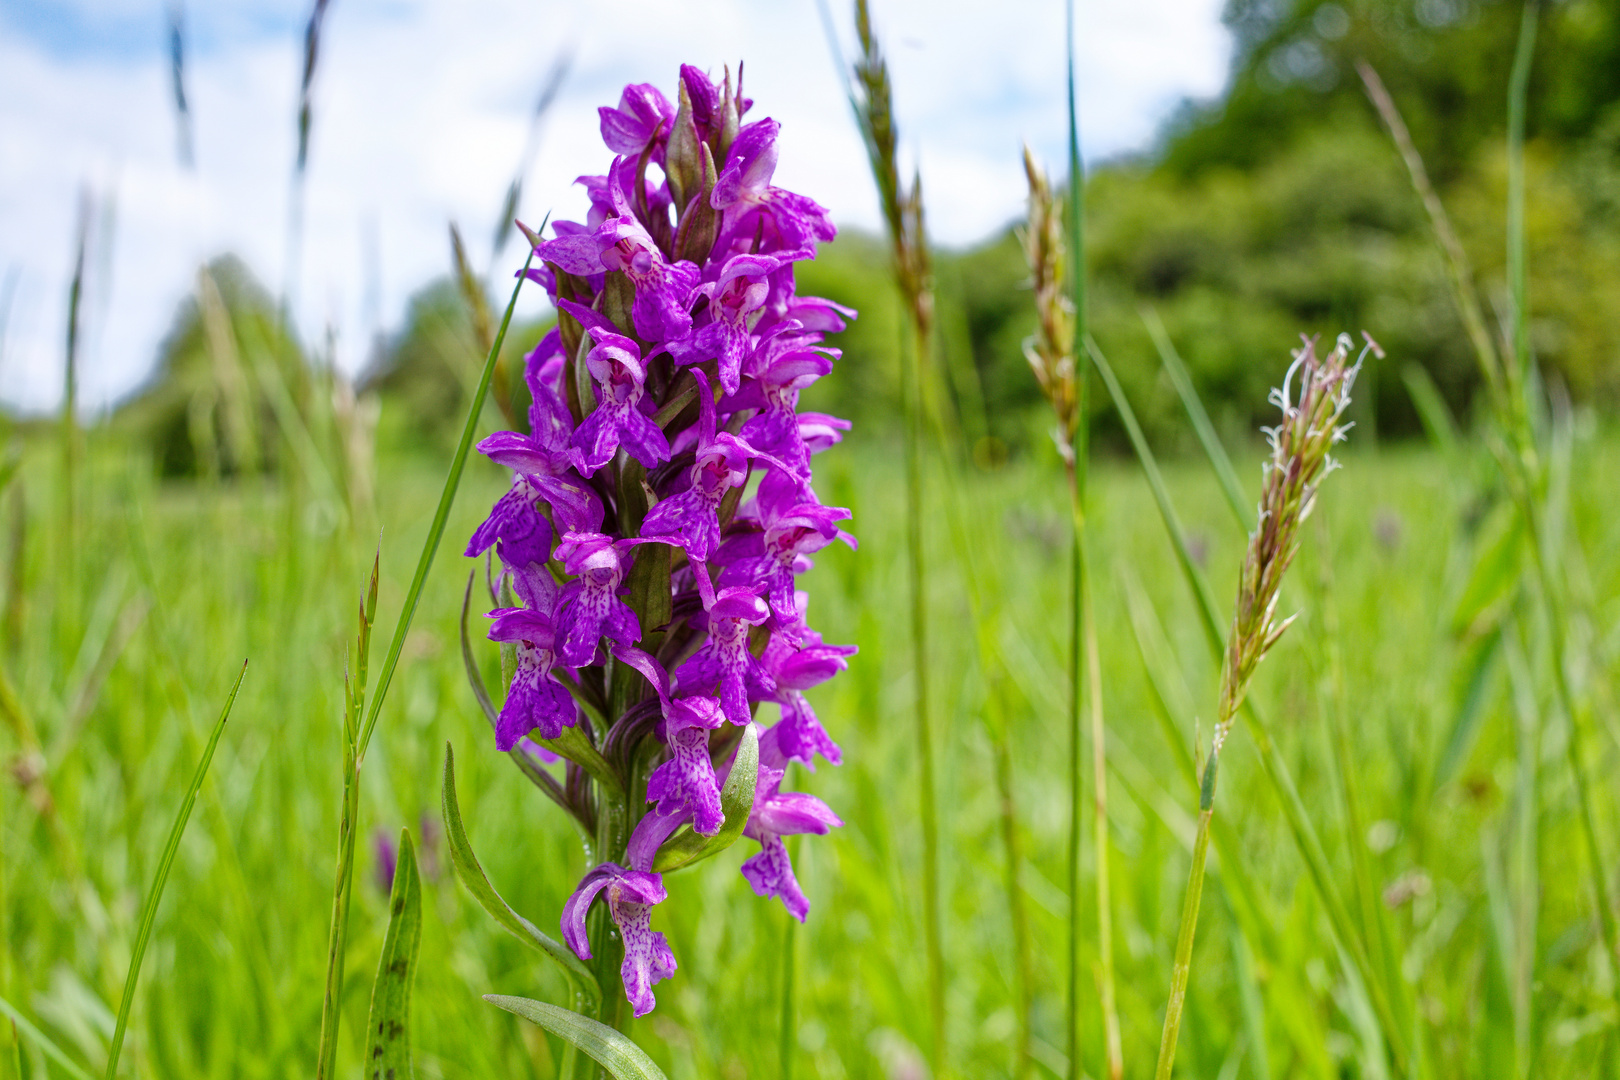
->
[1216,331,1381,751]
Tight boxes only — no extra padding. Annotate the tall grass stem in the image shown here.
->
[846,4,947,1066]
[357,249,534,760]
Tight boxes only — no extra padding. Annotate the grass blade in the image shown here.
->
[1086,338,1224,657]
[0,995,94,1080]
[1141,306,1251,533]
[847,5,946,1068]
[440,744,601,1009]
[1505,0,1537,390]
[363,828,422,1080]
[1400,364,1460,461]
[1357,60,1505,405]
[104,660,246,1080]
[357,244,537,762]
[485,996,667,1080]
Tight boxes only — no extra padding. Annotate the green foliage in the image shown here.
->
[363,828,422,1080]
[484,996,668,1080]
[440,743,601,1006]
[1164,0,1620,182]
[9,421,1620,1077]
[116,256,309,478]
[104,661,244,1080]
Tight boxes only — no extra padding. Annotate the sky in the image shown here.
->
[0,0,1232,416]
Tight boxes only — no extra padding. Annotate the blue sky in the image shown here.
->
[0,0,1231,413]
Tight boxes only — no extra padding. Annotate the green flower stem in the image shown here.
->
[1154,754,1217,1080]
[1064,506,1084,1080]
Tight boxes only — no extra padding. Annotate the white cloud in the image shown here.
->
[0,0,1229,415]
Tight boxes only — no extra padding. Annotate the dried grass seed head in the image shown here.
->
[1020,148,1079,462]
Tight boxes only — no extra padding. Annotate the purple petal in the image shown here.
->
[626,806,687,872]
[760,692,843,771]
[740,836,809,921]
[560,865,618,959]
[536,233,605,276]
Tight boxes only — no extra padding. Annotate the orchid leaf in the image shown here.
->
[441,744,601,1009]
[484,996,668,1080]
[363,828,422,1080]
[653,723,758,873]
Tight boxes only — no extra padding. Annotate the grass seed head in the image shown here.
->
[1020,148,1079,468]
[1215,331,1373,750]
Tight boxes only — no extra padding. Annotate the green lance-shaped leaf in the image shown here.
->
[105,660,246,1080]
[440,744,602,1009]
[653,723,758,873]
[363,828,422,1080]
[484,996,668,1080]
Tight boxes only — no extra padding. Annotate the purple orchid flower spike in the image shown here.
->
[463,66,858,1018]
[555,298,671,476]
[598,83,675,164]
[740,764,842,921]
[561,863,676,1018]
[551,532,641,667]
[711,119,836,255]
[640,369,786,564]
[675,584,774,728]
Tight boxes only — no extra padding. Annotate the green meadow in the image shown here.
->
[6,413,1618,1078]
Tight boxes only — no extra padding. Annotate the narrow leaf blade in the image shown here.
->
[440,744,601,1007]
[364,828,422,1080]
[105,660,246,1080]
[484,996,668,1080]
[1142,306,1252,533]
